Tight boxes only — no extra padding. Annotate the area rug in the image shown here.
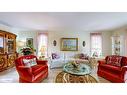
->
[55,71,98,83]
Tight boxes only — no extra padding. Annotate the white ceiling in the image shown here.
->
[0,12,127,31]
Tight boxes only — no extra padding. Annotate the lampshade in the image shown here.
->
[40,45,46,53]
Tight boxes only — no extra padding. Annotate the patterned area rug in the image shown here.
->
[55,71,98,83]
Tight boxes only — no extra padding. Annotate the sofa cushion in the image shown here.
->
[106,56,122,67]
[52,59,64,62]
[100,64,121,72]
[32,65,47,75]
[65,53,75,59]
[50,59,65,68]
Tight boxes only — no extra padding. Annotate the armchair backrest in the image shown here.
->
[105,55,127,67]
[121,56,127,66]
[15,55,37,67]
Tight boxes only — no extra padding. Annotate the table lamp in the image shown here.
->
[40,45,46,59]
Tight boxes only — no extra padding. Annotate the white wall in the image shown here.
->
[48,30,112,56]
[102,31,112,56]
[48,30,90,54]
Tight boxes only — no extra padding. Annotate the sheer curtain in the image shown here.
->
[90,33,102,57]
[37,33,48,57]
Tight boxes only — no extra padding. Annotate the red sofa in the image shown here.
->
[15,55,48,83]
[97,55,127,83]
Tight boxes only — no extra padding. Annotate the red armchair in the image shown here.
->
[97,55,127,83]
[15,55,48,83]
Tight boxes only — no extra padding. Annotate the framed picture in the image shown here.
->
[26,38,33,48]
[61,38,78,51]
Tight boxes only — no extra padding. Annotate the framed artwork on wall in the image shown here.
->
[61,38,78,51]
[26,38,33,48]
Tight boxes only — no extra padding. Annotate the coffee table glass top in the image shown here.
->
[63,63,91,75]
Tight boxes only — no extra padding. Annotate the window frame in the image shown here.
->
[90,33,102,57]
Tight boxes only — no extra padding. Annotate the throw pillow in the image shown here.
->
[79,53,89,60]
[30,58,37,66]
[107,56,122,67]
[23,59,31,67]
[23,58,37,67]
[52,53,60,59]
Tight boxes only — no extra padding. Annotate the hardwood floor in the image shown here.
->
[0,66,110,83]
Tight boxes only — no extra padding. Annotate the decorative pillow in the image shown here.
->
[23,58,37,67]
[52,53,60,59]
[23,59,31,67]
[107,56,122,67]
[79,53,89,60]
[30,58,37,66]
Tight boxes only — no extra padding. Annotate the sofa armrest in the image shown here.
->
[121,66,127,79]
[98,60,106,65]
[121,66,127,72]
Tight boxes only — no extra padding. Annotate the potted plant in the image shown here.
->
[20,47,33,55]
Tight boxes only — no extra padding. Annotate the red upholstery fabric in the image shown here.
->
[15,55,48,83]
[97,55,127,83]
[99,64,121,73]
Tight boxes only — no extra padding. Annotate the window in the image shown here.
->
[90,33,102,57]
[37,33,48,57]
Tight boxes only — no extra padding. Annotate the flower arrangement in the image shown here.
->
[69,61,80,69]
[92,51,98,57]
[20,47,33,55]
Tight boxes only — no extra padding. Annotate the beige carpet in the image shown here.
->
[55,71,98,83]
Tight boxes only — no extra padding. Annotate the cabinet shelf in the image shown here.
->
[112,36,121,55]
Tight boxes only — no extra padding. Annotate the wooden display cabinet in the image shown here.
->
[0,30,17,71]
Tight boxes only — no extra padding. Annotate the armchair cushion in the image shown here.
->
[32,65,48,75]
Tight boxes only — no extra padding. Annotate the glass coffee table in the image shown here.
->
[63,62,91,75]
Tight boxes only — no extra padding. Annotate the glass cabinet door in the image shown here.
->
[112,36,120,55]
[7,39,14,53]
[0,34,4,54]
